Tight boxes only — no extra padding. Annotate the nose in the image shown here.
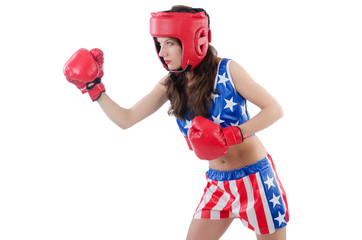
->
[158,45,167,58]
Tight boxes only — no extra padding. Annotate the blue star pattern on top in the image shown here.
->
[176,58,251,137]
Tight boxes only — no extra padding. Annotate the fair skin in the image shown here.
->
[97,37,286,239]
[158,37,183,71]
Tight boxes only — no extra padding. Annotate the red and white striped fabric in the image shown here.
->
[193,154,289,235]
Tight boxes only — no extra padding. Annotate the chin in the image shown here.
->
[168,65,182,71]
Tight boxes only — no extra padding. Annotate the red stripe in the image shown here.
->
[236,178,249,223]
[219,181,233,218]
[249,173,269,234]
[193,180,211,218]
[201,180,224,219]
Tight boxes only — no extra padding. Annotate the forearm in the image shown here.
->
[96,80,168,130]
[97,93,133,129]
[239,104,284,137]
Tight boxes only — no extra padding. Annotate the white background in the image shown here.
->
[1,0,361,239]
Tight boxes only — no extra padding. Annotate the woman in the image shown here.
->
[64,5,289,240]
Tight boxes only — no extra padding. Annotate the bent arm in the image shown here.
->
[96,77,168,129]
[229,61,284,137]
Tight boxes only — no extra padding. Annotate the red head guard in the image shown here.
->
[150,9,212,72]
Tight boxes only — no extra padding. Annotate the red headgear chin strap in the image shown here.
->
[150,9,212,72]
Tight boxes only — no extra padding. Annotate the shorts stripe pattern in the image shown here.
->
[193,154,289,235]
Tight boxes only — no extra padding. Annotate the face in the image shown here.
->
[156,37,182,71]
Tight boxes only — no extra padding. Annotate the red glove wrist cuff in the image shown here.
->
[87,79,105,101]
[222,126,244,147]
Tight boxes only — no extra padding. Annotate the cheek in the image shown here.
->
[176,48,182,61]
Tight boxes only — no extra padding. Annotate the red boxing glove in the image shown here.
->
[188,116,245,160]
[63,48,105,101]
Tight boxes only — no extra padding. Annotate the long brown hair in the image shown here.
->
[163,5,219,120]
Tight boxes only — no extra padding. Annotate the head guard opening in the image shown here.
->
[150,9,212,72]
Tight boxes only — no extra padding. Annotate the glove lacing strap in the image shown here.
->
[238,127,253,142]
[86,78,102,90]
[237,127,245,142]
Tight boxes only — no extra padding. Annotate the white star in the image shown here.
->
[264,175,276,190]
[212,114,225,125]
[224,97,238,111]
[230,121,239,127]
[269,193,281,208]
[217,73,230,87]
[184,120,192,129]
[241,104,246,115]
[274,212,286,226]
[211,93,220,103]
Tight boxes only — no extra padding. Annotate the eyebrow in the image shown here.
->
[157,37,176,43]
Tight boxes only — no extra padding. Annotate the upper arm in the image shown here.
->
[229,61,281,111]
[127,75,169,125]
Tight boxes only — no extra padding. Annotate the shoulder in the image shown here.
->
[159,74,169,84]
[229,60,248,77]
[228,60,255,87]
[228,60,261,98]
[154,74,169,92]
[228,60,279,109]
[145,75,168,99]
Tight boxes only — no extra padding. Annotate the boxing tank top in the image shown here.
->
[176,58,251,138]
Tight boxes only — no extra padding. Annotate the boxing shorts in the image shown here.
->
[193,154,289,235]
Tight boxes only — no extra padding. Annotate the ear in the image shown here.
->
[195,28,209,56]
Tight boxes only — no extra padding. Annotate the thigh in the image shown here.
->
[256,227,286,240]
[186,218,234,240]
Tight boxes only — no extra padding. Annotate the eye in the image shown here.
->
[167,41,174,46]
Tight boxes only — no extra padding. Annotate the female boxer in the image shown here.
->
[64,5,289,240]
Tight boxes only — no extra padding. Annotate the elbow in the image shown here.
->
[118,122,133,130]
[275,103,284,121]
[266,102,283,123]
[114,111,136,130]
[117,118,138,130]
[119,125,128,130]
[120,125,132,130]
